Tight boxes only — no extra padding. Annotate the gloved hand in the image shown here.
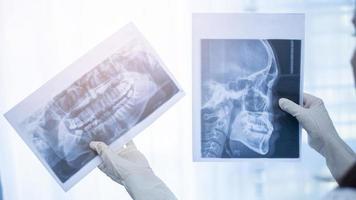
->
[90,141,177,200]
[324,188,356,200]
[279,93,356,182]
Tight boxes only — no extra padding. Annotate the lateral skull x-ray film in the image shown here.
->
[4,23,184,190]
[193,13,304,160]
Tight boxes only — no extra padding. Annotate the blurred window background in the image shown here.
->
[0,0,355,200]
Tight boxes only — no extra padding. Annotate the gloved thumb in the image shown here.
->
[90,141,112,157]
[279,98,303,117]
[89,141,107,154]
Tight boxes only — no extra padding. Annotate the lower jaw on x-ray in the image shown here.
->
[201,39,280,158]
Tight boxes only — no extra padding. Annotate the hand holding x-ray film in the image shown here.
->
[89,141,177,200]
[4,23,184,191]
[279,93,356,181]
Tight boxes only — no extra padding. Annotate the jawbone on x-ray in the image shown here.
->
[4,24,183,190]
[200,39,301,158]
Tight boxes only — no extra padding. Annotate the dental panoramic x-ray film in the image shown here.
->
[193,13,304,160]
[4,24,183,190]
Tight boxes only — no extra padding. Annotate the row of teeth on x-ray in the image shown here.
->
[49,50,159,143]
[64,80,134,132]
[53,57,125,114]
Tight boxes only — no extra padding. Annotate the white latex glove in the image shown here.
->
[90,141,177,200]
[323,188,356,200]
[279,93,356,182]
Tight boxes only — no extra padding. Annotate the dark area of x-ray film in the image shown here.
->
[21,42,179,182]
[201,39,300,158]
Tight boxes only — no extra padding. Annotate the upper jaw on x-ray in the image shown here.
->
[201,40,279,157]
[26,50,159,168]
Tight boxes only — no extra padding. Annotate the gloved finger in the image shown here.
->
[90,142,134,181]
[90,141,109,155]
[89,141,117,163]
[279,98,303,117]
[303,93,323,108]
[113,144,127,154]
[126,141,137,150]
[114,140,137,154]
[117,142,137,155]
[118,141,141,159]
[98,163,106,171]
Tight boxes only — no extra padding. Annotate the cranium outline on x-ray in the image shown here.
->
[201,39,279,157]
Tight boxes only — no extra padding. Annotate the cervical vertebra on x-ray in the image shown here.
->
[201,39,301,158]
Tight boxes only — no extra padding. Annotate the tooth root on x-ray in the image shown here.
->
[202,39,279,156]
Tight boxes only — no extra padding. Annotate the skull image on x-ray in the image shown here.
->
[201,39,279,157]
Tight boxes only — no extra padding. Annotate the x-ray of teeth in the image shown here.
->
[22,47,178,182]
[200,39,301,158]
[4,24,183,190]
